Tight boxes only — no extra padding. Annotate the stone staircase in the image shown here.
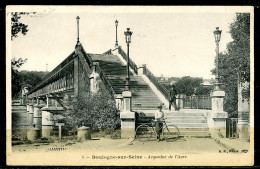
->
[164,110,210,138]
[87,52,210,138]
[89,53,163,110]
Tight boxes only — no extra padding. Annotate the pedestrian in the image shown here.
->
[169,84,178,111]
[155,104,164,141]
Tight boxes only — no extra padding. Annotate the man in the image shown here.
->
[169,84,178,111]
[155,104,164,141]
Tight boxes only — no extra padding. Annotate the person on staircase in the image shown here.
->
[155,104,164,142]
[169,84,178,111]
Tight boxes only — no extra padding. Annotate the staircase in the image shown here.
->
[88,53,163,111]
[164,110,210,137]
[87,52,210,138]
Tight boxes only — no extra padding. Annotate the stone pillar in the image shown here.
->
[137,64,146,75]
[120,90,135,139]
[74,55,79,97]
[28,104,34,127]
[41,107,54,138]
[46,95,49,108]
[237,82,250,140]
[211,90,225,111]
[115,94,123,111]
[77,126,91,141]
[89,62,100,94]
[207,90,228,138]
[176,94,185,109]
[33,104,43,130]
[26,103,30,113]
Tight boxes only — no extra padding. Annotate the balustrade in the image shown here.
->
[118,46,138,74]
[183,95,211,110]
[142,65,170,101]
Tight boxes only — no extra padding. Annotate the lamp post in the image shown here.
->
[76,16,80,44]
[213,27,222,91]
[115,20,119,47]
[124,28,133,90]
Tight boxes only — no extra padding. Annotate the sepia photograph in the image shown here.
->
[6,6,254,166]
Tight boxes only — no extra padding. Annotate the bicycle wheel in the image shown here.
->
[135,124,153,142]
[162,124,180,142]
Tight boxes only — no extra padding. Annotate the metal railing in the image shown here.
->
[143,65,170,101]
[183,95,211,110]
[117,46,138,74]
[226,118,238,138]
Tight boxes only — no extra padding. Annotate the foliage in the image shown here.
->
[12,70,48,99]
[174,76,203,96]
[211,13,250,115]
[195,85,213,96]
[11,12,31,98]
[64,88,120,131]
[11,12,36,40]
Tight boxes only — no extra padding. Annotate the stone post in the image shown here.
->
[89,62,100,94]
[120,90,135,139]
[41,107,54,138]
[115,94,123,111]
[33,104,43,130]
[207,90,228,138]
[176,94,185,110]
[26,103,30,113]
[237,82,250,140]
[137,64,146,75]
[74,55,79,98]
[28,104,34,127]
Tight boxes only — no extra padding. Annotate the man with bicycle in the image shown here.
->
[155,104,164,142]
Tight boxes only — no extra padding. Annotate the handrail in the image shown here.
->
[81,46,93,66]
[117,46,138,74]
[95,64,116,98]
[142,65,170,101]
[183,95,211,110]
[27,51,75,95]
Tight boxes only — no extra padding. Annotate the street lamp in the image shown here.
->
[213,27,222,91]
[124,28,133,90]
[76,16,80,44]
[115,20,119,47]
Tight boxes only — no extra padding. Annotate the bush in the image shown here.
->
[64,88,120,131]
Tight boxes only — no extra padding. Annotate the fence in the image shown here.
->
[226,118,238,138]
[183,95,211,110]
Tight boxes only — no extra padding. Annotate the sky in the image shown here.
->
[10,6,238,79]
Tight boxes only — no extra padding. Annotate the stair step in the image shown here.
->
[164,113,205,116]
[165,119,207,123]
[167,123,208,128]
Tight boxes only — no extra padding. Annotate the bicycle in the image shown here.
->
[135,117,180,143]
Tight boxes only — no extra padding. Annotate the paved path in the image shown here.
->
[13,137,224,154]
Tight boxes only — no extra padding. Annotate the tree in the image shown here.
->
[11,12,34,39]
[11,12,31,98]
[195,85,213,96]
[64,88,120,131]
[212,13,250,116]
[175,76,203,96]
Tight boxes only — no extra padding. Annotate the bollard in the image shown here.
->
[77,126,91,141]
[27,127,40,141]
